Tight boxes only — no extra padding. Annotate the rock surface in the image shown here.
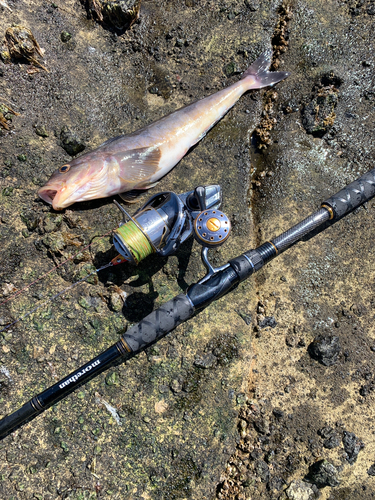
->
[1,1,375,499]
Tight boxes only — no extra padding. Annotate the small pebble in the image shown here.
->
[342,431,364,464]
[308,334,340,366]
[306,459,340,487]
[258,316,277,329]
[60,31,72,43]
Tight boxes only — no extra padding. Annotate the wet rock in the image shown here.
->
[254,459,269,482]
[323,434,341,449]
[308,334,340,366]
[35,124,49,137]
[60,31,72,43]
[283,98,299,113]
[223,62,240,77]
[253,417,269,435]
[244,0,259,11]
[318,426,341,449]
[273,407,285,419]
[43,214,63,233]
[283,479,319,500]
[73,263,99,285]
[258,316,277,329]
[301,83,339,137]
[268,475,284,491]
[342,431,364,464]
[42,232,65,253]
[20,210,39,232]
[237,310,252,325]
[170,379,181,393]
[305,459,340,488]
[106,371,120,386]
[0,372,11,397]
[60,126,85,156]
[110,292,123,312]
[194,352,217,369]
[148,86,159,95]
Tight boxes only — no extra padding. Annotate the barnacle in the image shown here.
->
[1,25,48,72]
[0,102,19,130]
[86,0,141,30]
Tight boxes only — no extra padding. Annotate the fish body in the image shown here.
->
[38,49,289,210]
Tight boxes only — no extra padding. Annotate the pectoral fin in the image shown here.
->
[115,146,162,186]
[119,182,160,203]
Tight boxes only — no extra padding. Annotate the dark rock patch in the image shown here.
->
[305,459,340,488]
[342,431,364,464]
[308,334,341,366]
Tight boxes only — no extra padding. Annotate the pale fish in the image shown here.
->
[38,49,289,210]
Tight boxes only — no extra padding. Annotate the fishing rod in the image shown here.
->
[1,167,374,440]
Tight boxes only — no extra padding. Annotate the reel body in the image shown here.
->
[112,186,222,265]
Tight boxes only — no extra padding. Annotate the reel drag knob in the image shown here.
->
[194,209,231,248]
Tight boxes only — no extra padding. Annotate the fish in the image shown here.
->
[38,49,289,210]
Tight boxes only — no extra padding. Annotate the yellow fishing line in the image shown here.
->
[116,221,153,264]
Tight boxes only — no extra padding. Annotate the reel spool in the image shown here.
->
[112,186,222,265]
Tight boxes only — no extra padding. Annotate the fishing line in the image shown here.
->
[0,229,114,307]
[0,262,113,334]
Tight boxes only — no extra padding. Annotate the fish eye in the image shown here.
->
[59,164,71,173]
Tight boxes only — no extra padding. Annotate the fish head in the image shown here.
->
[38,153,115,210]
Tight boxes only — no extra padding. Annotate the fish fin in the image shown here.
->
[115,146,162,185]
[142,181,159,190]
[118,182,160,203]
[241,49,290,89]
[97,136,123,149]
[119,190,145,203]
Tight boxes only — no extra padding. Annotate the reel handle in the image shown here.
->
[194,186,207,211]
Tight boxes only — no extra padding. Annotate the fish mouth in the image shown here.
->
[38,187,66,210]
[38,188,58,205]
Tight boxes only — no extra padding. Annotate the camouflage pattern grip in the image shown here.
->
[323,169,375,219]
[122,294,194,352]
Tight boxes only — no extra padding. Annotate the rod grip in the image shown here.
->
[323,168,375,219]
[0,401,38,440]
[122,294,194,352]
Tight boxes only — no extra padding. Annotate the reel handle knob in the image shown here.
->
[194,186,207,211]
[194,209,231,248]
[193,208,232,284]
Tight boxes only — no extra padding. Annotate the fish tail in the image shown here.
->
[241,48,290,89]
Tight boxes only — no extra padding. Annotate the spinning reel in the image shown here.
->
[112,185,231,281]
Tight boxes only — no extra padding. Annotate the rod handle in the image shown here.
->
[122,295,194,352]
[323,168,375,219]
